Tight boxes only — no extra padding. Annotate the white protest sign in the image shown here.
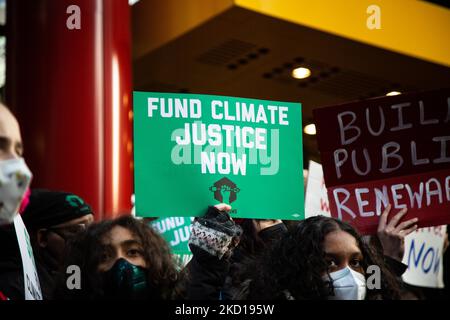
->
[402,225,447,288]
[13,214,43,300]
[304,161,331,218]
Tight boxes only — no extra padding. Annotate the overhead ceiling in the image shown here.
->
[132,0,450,164]
[425,0,450,9]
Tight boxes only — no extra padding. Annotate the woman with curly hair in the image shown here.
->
[54,215,185,299]
[236,205,417,300]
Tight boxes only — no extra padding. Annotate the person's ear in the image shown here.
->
[37,229,49,248]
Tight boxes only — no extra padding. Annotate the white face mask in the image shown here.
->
[324,266,366,300]
[0,158,32,225]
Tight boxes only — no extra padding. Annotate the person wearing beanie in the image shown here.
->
[0,189,94,299]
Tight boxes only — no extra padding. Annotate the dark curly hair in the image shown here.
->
[54,216,185,299]
[240,216,402,300]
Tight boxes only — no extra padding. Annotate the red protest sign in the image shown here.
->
[313,88,450,234]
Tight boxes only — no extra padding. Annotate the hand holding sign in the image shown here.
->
[189,204,242,260]
[377,204,418,261]
[215,203,232,213]
[214,203,241,250]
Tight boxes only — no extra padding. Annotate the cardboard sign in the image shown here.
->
[402,225,447,288]
[134,92,304,220]
[13,215,42,300]
[150,217,194,268]
[304,161,331,218]
[313,88,450,234]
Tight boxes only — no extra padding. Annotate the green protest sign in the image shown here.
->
[151,216,193,255]
[150,216,194,267]
[134,92,304,220]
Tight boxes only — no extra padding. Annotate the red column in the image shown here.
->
[6,0,133,220]
[102,0,133,217]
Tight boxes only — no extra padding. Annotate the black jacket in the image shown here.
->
[0,224,55,300]
[0,224,23,299]
[185,246,230,300]
[185,223,288,300]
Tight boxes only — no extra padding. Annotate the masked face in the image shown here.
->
[0,158,32,225]
[98,226,151,299]
[324,266,367,300]
[101,258,150,299]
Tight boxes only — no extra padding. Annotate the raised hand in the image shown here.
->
[377,204,418,262]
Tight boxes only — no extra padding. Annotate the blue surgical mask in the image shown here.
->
[323,267,366,300]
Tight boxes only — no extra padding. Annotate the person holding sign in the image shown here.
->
[55,204,243,300]
[186,204,243,300]
[235,215,409,300]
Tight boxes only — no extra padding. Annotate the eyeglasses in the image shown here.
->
[47,223,87,240]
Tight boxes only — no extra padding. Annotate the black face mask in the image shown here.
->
[258,223,288,244]
[101,258,152,300]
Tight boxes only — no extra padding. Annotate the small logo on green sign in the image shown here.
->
[209,177,240,204]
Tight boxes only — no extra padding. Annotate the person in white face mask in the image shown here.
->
[321,227,368,300]
[235,210,417,300]
[0,103,32,225]
[323,266,366,300]
[0,159,32,225]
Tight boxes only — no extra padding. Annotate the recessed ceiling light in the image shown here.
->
[304,123,316,135]
[292,67,311,79]
[386,91,401,96]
